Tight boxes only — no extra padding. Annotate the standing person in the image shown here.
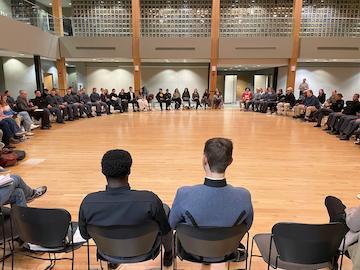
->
[298,78,309,97]
[192,89,201,110]
[241,88,253,111]
[182,88,191,108]
[156,88,165,111]
[90,88,111,115]
[45,89,66,123]
[141,86,149,98]
[164,89,172,110]
[172,88,182,110]
[201,89,210,109]
[318,89,326,105]
[16,90,51,130]
[78,150,173,269]
[212,89,223,110]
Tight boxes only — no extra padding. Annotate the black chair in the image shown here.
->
[174,223,249,270]
[249,222,348,270]
[0,207,18,270]
[87,221,163,270]
[11,205,84,270]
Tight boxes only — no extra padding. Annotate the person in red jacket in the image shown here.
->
[241,88,253,111]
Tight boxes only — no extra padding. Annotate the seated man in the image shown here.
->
[327,94,360,135]
[78,150,173,269]
[277,87,296,116]
[45,89,65,123]
[55,89,76,121]
[0,174,47,207]
[71,88,93,118]
[169,138,253,258]
[118,89,129,112]
[324,196,360,270]
[16,90,51,129]
[314,92,344,128]
[90,88,110,116]
[156,88,165,111]
[248,88,261,111]
[293,90,320,120]
[127,87,139,112]
[109,89,123,112]
[260,88,277,113]
[212,89,224,110]
[339,118,360,141]
[80,88,101,116]
[64,88,82,119]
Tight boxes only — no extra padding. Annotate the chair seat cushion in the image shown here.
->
[253,234,331,270]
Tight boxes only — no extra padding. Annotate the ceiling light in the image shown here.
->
[314,59,318,61]
[68,2,72,5]
[49,2,52,5]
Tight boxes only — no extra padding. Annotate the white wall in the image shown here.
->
[277,66,288,92]
[141,66,208,96]
[2,57,58,98]
[277,65,360,100]
[86,65,134,91]
[224,75,237,103]
[0,0,11,17]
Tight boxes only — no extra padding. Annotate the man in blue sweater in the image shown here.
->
[169,138,253,231]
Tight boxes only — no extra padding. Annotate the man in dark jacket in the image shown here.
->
[16,90,51,129]
[45,89,65,123]
[314,93,344,128]
[156,88,165,111]
[90,88,110,116]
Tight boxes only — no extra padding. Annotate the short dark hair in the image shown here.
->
[101,149,132,178]
[204,138,233,173]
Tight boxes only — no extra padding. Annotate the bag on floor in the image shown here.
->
[13,150,26,161]
[0,152,18,167]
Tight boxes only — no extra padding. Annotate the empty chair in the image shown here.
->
[174,223,249,270]
[87,221,163,270]
[11,205,84,270]
[249,222,348,270]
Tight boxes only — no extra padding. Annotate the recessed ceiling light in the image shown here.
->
[314,59,318,61]
[69,2,72,5]
[19,53,25,56]
[49,2,52,5]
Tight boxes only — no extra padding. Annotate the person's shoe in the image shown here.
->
[41,126,50,130]
[27,186,47,203]
[323,127,331,131]
[57,121,65,124]
[355,140,360,145]
[0,166,9,173]
[9,138,20,144]
[163,251,173,267]
[68,118,74,121]
[30,124,40,130]
[331,130,340,135]
[314,124,321,127]
[107,112,113,115]
[339,135,349,140]
[15,131,27,137]
[107,263,120,270]
[25,132,35,136]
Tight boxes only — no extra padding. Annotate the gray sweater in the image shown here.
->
[344,206,360,249]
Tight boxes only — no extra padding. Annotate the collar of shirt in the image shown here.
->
[204,177,227,188]
[105,184,131,192]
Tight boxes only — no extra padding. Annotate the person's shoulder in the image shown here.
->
[228,185,252,197]
[81,191,106,204]
[175,184,203,196]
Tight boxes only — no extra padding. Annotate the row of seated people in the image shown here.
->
[2,138,359,269]
[241,87,360,145]
[154,88,224,110]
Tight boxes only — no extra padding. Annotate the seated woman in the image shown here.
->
[212,89,223,109]
[241,88,253,111]
[172,88,182,110]
[325,196,360,270]
[0,93,36,136]
[192,89,202,110]
[182,88,191,108]
[318,89,326,105]
[201,89,210,109]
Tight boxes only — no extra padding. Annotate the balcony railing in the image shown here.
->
[301,17,360,37]
[220,17,293,37]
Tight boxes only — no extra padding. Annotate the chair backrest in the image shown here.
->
[176,223,248,258]
[11,205,71,248]
[87,221,160,258]
[272,222,347,265]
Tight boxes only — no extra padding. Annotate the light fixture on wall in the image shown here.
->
[134,65,139,71]
[211,66,216,72]
[291,65,296,71]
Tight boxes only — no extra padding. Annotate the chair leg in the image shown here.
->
[160,243,163,270]
[228,261,231,270]
[249,237,255,270]
[87,241,91,270]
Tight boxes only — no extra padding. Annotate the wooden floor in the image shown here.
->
[6,108,360,270]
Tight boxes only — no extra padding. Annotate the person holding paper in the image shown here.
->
[0,174,47,207]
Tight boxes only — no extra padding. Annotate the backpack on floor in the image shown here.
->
[0,152,18,167]
[13,150,26,161]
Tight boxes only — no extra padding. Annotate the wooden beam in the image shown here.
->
[132,0,141,94]
[56,57,67,95]
[209,0,220,95]
[52,0,64,36]
[286,0,303,88]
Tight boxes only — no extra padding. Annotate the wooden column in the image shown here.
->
[286,0,303,88]
[132,0,141,94]
[209,0,220,95]
[52,0,67,94]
